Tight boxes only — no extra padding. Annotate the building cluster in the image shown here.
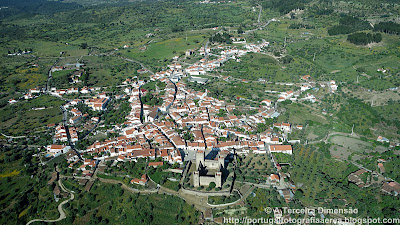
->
[158,78,176,112]
[66,42,301,171]
[7,50,32,56]
[53,124,78,144]
[152,65,184,83]
[123,80,143,127]
[83,93,110,111]
[88,72,298,167]
[69,108,84,125]
[43,39,305,191]
[44,88,110,158]
[185,41,269,76]
[23,87,42,99]
[273,75,340,104]
[49,87,79,97]
[330,80,338,93]
[47,85,100,98]
[348,168,400,197]
[82,134,183,165]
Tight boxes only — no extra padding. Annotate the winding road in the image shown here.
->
[245,18,277,34]
[26,179,74,225]
[207,187,255,208]
[307,131,358,145]
[98,177,158,194]
[118,56,154,75]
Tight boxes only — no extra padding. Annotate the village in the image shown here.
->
[39,39,302,200]
[2,0,400,223]
[13,36,400,222]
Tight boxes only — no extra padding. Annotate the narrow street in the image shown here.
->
[45,57,62,93]
[59,106,82,160]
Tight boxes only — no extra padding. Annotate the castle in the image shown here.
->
[193,150,225,188]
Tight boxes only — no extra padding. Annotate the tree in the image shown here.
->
[347,32,382,45]
[209,182,216,189]
[281,55,293,64]
[328,16,372,35]
[80,43,88,49]
[237,26,244,34]
[374,21,400,35]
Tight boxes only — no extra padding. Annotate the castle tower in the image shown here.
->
[196,150,205,170]
[218,156,225,170]
[193,171,200,187]
[215,172,222,188]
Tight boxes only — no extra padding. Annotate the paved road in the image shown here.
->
[257,5,262,23]
[46,57,62,92]
[245,18,276,34]
[59,106,82,160]
[26,179,74,225]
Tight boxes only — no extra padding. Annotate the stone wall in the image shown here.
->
[181,188,230,197]
[199,176,216,186]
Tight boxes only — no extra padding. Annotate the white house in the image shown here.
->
[46,145,71,157]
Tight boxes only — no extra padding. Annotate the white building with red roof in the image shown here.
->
[268,145,293,155]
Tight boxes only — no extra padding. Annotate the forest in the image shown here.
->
[209,32,233,44]
[347,32,382,45]
[374,21,400,35]
[0,0,82,16]
[327,16,371,35]
[261,0,311,15]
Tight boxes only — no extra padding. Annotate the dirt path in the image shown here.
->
[98,177,158,194]
[1,133,26,139]
[207,186,255,208]
[118,56,154,75]
[26,179,74,225]
[307,131,359,145]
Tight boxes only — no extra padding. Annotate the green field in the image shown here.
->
[57,182,198,225]
[236,153,273,183]
[80,55,142,87]
[0,95,65,135]
[121,34,206,70]
[277,102,328,125]
[0,146,60,224]
[208,191,240,205]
